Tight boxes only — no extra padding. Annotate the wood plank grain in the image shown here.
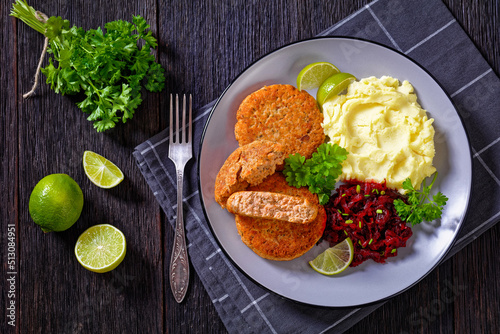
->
[2,0,498,333]
[1,4,19,334]
[444,0,500,72]
[13,1,163,333]
[453,223,500,333]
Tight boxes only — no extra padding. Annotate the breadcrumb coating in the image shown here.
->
[235,84,325,159]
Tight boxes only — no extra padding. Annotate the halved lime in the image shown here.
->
[83,151,124,189]
[316,72,357,105]
[296,62,340,90]
[75,224,127,273]
[309,238,354,275]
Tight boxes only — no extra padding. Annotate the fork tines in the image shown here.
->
[169,94,192,145]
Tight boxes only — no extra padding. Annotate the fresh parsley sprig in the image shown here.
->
[11,0,165,132]
[283,143,348,205]
[394,173,448,226]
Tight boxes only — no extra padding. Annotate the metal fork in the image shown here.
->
[168,94,192,303]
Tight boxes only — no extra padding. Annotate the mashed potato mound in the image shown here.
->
[322,76,436,191]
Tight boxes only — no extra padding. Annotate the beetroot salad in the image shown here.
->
[321,180,413,267]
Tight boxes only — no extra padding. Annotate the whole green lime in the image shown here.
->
[29,174,84,232]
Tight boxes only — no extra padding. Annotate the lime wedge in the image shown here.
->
[83,151,124,189]
[75,224,127,273]
[316,72,357,105]
[309,238,354,275]
[296,62,340,90]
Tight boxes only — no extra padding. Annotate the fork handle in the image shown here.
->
[169,168,190,303]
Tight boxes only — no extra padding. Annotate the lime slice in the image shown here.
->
[309,238,354,275]
[296,62,340,90]
[83,151,124,188]
[75,224,127,273]
[316,72,357,105]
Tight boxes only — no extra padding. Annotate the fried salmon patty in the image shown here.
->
[227,191,318,224]
[235,84,325,159]
[214,140,285,208]
[235,173,326,261]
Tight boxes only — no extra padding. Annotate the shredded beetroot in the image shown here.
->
[321,180,412,267]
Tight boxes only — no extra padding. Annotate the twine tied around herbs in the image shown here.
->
[23,10,49,99]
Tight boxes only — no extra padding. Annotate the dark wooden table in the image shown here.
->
[2,0,498,333]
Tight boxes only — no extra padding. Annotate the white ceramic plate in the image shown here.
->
[198,37,472,307]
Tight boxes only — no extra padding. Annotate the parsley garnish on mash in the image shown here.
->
[394,173,448,226]
[283,143,348,205]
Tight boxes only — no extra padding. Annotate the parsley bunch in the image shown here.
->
[283,143,348,205]
[394,173,448,226]
[11,0,165,132]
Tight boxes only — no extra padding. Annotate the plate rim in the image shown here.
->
[197,36,473,307]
